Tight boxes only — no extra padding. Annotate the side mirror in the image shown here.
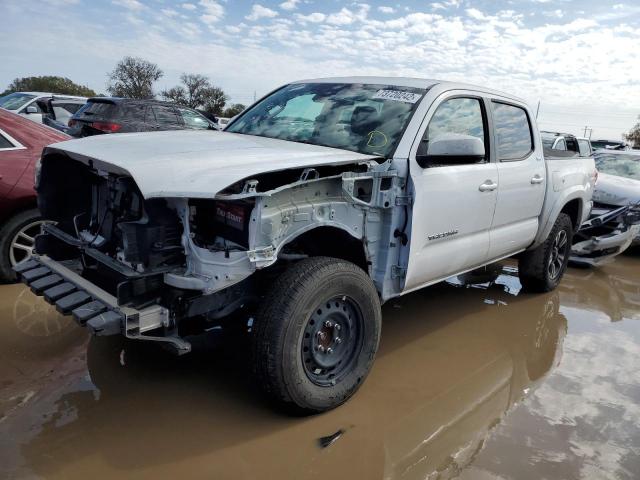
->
[25,105,38,114]
[417,133,486,167]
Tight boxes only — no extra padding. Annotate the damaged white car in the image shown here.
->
[16,78,595,413]
[571,150,640,266]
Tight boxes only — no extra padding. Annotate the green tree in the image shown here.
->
[1,76,97,97]
[107,56,163,99]
[161,73,228,115]
[624,116,640,148]
[222,103,246,118]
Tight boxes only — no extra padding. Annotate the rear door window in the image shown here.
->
[77,101,117,119]
[555,138,567,151]
[177,108,211,129]
[152,105,182,128]
[491,102,533,160]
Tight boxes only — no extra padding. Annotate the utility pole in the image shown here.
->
[535,101,540,119]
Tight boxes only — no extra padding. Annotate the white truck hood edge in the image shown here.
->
[45,130,380,198]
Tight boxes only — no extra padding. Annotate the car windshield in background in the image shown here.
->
[226,83,426,157]
[595,151,640,180]
[0,92,37,110]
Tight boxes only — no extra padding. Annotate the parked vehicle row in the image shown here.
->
[15,77,596,413]
[0,91,220,136]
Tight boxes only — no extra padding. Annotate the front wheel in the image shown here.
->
[519,213,573,293]
[251,256,381,414]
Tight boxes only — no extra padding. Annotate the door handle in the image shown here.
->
[531,175,544,184]
[479,181,497,192]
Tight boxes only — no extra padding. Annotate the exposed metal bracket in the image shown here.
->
[395,195,412,206]
[391,265,407,278]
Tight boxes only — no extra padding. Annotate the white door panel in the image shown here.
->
[489,218,539,259]
[405,163,498,291]
[488,101,545,260]
[489,158,545,258]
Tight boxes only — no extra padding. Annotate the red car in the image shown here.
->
[0,109,69,281]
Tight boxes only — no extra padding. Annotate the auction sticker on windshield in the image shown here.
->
[373,89,423,103]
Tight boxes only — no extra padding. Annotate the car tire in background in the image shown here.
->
[518,213,573,293]
[0,208,46,283]
[251,256,382,414]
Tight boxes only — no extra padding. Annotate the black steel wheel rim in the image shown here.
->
[301,295,364,387]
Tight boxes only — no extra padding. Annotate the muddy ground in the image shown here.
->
[1,254,639,479]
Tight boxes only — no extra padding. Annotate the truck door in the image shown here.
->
[487,101,545,260]
[404,94,498,292]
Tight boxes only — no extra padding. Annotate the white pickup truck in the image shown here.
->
[17,77,596,413]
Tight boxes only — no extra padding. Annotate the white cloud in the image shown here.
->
[279,0,299,10]
[162,8,179,17]
[199,0,224,24]
[378,6,395,14]
[326,5,370,25]
[112,0,143,11]
[543,9,565,18]
[296,12,326,23]
[246,4,279,21]
[182,3,196,10]
[466,8,485,20]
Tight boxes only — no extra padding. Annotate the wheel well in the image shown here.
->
[281,227,368,272]
[560,199,582,231]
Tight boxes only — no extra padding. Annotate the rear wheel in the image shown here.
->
[0,209,48,283]
[519,213,573,293]
[251,256,381,414]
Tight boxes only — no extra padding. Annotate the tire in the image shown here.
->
[0,209,46,283]
[251,256,382,414]
[518,213,573,293]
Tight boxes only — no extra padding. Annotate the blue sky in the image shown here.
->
[1,0,639,138]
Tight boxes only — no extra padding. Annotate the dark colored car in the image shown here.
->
[0,109,69,281]
[68,98,218,137]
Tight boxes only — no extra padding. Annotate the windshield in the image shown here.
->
[595,151,640,180]
[0,92,37,111]
[226,83,426,157]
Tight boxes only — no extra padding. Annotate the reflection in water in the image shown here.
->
[0,257,639,479]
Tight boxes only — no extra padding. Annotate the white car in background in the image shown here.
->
[0,92,87,125]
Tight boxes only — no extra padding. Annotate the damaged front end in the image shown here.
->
[570,203,640,267]
[16,151,407,353]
